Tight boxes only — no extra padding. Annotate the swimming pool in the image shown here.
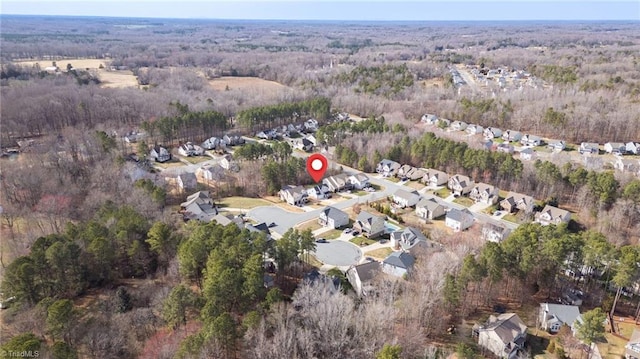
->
[384,221,401,234]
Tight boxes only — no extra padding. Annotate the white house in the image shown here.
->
[451,120,468,131]
[178,142,204,157]
[348,173,370,189]
[202,136,222,150]
[376,159,401,177]
[307,184,330,200]
[422,169,449,187]
[180,191,218,222]
[392,189,421,208]
[502,130,523,143]
[496,143,515,154]
[604,142,626,155]
[323,173,350,192]
[539,303,582,333]
[521,134,543,147]
[445,208,474,232]
[177,172,197,191]
[614,158,639,173]
[382,251,416,278]
[415,197,446,220]
[484,127,503,139]
[318,206,350,229]
[346,261,380,298]
[220,154,239,171]
[150,146,171,163]
[448,174,475,196]
[535,205,571,226]
[469,183,499,205]
[196,164,224,182]
[421,114,438,125]
[477,313,527,359]
[354,211,385,238]
[466,124,484,135]
[482,222,511,243]
[519,147,537,161]
[625,142,640,155]
[548,140,566,152]
[390,227,427,250]
[279,185,308,206]
[579,142,599,155]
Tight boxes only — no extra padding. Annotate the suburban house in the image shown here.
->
[482,222,512,243]
[398,164,414,178]
[448,174,475,196]
[390,227,427,250]
[521,134,543,147]
[211,214,243,228]
[279,185,308,206]
[476,313,527,359]
[535,205,571,226]
[294,137,314,152]
[496,143,515,154]
[579,142,599,155]
[256,131,274,140]
[392,189,421,208]
[415,197,446,220]
[436,118,451,128]
[519,147,536,161]
[539,303,582,333]
[382,251,416,278]
[469,183,499,205]
[124,131,144,143]
[445,208,474,232]
[201,136,222,150]
[451,120,468,131]
[303,119,319,132]
[346,261,380,298]
[150,146,171,163]
[196,164,225,182]
[625,329,640,359]
[323,173,350,192]
[500,192,535,214]
[180,191,218,222]
[604,142,626,155]
[347,173,370,189]
[354,211,386,238]
[626,142,640,155]
[502,130,523,143]
[466,124,484,135]
[484,127,503,139]
[178,142,204,157]
[318,206,350,229]
[177,172,197,191]
[548,140,566,152]
[408,168,426,181]
[421,113,438,125]
[376,159,401,177]
[223,134,245,146]
[422,169,449,187]
[220,154,239,171]
[307,184,330,200]
[245,222,271,240]
[614,158,639,173]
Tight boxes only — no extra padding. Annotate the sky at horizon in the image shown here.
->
[1,1,639,21]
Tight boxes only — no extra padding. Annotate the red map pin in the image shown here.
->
[306,153,328,183]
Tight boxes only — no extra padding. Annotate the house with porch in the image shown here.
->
[448,174,475,196]
[579,142,599,155]
[484,127,503,140]
[502,130,523,143]
[445,208,474,232]
[346,261,380,298]
[376,159,401,177]
[466,124,484,135]
[482,222,512,243]
[354,211,385,239]
[347,173,370,189]
[521,134,543,147]
[150,146,171,163]
[279,185,308,206]
[422,169,449,187]
[307,184,330,200]
[469,183,499,205]
[415,197,446,220]
[323,173,350,192]
[539,303,582,334]
[382,251,416,278]
[500,192,535,214]
[604,142,626,155]
[180,191,218,222]
[476,313,527,359]
[392,189,421,208]
[548,140,566,152]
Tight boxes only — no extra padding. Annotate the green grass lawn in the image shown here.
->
[354,190,369,196]
[453,196,474,207]
[154,160,184,169]
[349,236,378,246]
[218,196,271,209]
[370,183,384,191]
[180,155,209,164]
[434,187,451,198]
[323,229,343,240]
[598,319,639,359]
[405,181,425,191]
[297,220,323,232]
[386,177,400,183]
[502,214,519,223]
[365,247,393,259]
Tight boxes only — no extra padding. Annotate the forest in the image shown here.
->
[1,14,640,359]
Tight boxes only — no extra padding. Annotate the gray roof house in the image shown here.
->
[347,173,370,189]
[392,189,421,208]
[421,113,438,125]
[519,147,536,161]
[469,183,499,205]
[500,192,535,214]
[448,174,475,196]
[466,124,484,135]
[307,184,330,199]
[180,191,218,222]
[354,211,385,239]
[382,251,416,278]
[579,142,599,155]
[376,159,401,177]
[415,197,446,220]
[422,169,449,187]
[390,227,427,250]
[451,120,468,131]
[502,130,523,143]
[445,208,474,232]
[150,145,171,163]
[521,134,543,147]
[279,185,308,206]
[625,329,640,359]
[482,222,512,243]
[604,142,626,155]
[201,136,222,150]
[323,173,350,192]
[626,142,640,155]
[318,206,350,229]
[535,205,571,226]
[484,127,503,139]
[177,172,198,191]
[548,140,566,152]
[539,303,582,333]
[477,313,527,359]
[346,261,380,298]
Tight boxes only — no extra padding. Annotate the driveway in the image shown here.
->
[313,240,362,267]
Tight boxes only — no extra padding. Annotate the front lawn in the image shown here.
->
[323,229,343,240]
[349,236,378,246]
[218,196,271,209]
[364,247,393,259]
[180,155,209,164]
[297,220,322,232]
[502,214,519,223]
[434,187,451,198]
[453,196,474,207]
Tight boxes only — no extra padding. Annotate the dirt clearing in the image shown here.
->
[208,76,288,92]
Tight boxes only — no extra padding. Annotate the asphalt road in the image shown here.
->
[312,241,362,267]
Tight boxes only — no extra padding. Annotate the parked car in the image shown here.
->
[315,238,328,243]
[351,231,360,236]
[343,228,353,234]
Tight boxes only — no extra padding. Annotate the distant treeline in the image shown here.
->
[236,97,331,131]
[141,103,229,145]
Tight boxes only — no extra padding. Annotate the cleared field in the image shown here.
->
[364,247,393,259]
[16,58,108,69]
[208,76,288,91]
[13,58,138,88]
[218,196,271,209]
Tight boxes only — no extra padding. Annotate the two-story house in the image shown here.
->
[477,313,527,359]
[318,206,350,229]
[539,303,582,334]
[323,173,350,192]
[579,142,599,155]
[347,173,370,189]
[484,127,503,140]
[535,205,571,226]
[376,159,401,177]
[500,192,535,214]
[521,134,543,147]
[382,251,416,278]
[502,130,523,143]
[346,261,380,298]
[392,189,421,208]
[354,211,386,239]
[466,124,484,135]
[279,185,308,206]
[448,174,475,196]
[604,142,626,155]
[422,169,449,187]
[482,222,512,243]
[415,197,446,220]
[390,227,427,250]
[469,183,499,205]
[445,208,474,232]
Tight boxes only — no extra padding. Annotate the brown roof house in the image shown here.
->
[448,174,475,196]
[469,183,499,205]
[500,192,535,214]
[476,313,527,359]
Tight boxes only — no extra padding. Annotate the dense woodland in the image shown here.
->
[1,15,640,358]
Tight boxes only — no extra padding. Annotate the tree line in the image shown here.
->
[236,97,331,132]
